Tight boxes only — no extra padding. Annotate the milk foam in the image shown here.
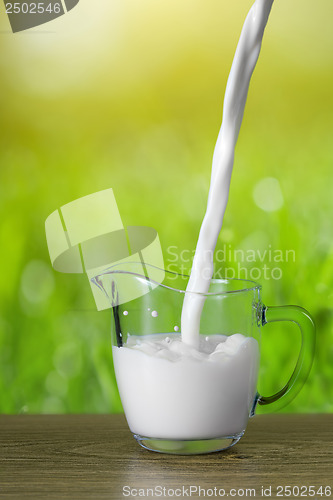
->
[112,333,259,439]
[181,0,274,347]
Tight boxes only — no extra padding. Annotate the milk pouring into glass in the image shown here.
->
[117,0,271,435]
[93,0,315,454]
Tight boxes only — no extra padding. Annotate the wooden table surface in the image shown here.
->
[0,414,332,499]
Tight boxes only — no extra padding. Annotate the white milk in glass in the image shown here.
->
[113,334,259,439]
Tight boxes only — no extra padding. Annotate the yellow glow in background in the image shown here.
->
[0,0,332,413]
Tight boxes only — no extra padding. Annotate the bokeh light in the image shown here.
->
[252,177,284,212]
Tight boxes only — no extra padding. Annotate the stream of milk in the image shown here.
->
[181,0,274,347]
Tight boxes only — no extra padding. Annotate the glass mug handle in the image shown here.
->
[257,305,316,410]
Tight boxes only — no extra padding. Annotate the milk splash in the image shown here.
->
[181,0,274,347]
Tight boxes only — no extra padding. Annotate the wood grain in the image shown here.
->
[0,414,332,499]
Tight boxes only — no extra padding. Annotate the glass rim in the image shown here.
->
[91,262,262,296]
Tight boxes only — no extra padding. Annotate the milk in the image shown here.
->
[181,0,275,347]
[113,0,274,441]
[113,333,259,439]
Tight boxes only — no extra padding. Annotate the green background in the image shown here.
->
[0,0,332,414]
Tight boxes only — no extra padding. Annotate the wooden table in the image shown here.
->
[0,414,332,499]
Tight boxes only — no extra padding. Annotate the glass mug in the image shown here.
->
[92,263,315,455]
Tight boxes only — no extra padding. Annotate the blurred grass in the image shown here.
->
[0,0,332,414]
